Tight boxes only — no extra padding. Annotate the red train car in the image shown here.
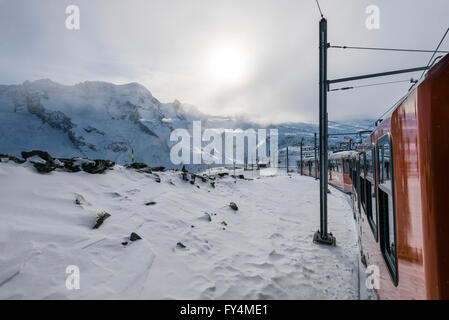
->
[328,151,357,193]
[352,54,449,299]
[300,157,319,177]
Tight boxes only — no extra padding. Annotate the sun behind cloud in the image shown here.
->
[206,46,248,85]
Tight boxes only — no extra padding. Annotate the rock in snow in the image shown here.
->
[130,232,142,242]
[0,161,368,299]
[229,202,239,211]
[93,211,111,229]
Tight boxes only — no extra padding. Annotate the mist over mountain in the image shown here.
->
[0,79,374,167]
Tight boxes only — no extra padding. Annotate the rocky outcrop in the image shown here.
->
[81,159,115,174]
[0,154,25,164]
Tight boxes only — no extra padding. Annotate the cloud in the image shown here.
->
[0,0,448,123]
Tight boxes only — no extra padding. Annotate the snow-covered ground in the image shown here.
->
[0,160,366,299]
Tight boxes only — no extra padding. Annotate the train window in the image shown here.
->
[377,135,398,286]
[365,146,378,241]
[359,153,366,209]
[343,160,350,174]
[360,152,366,177]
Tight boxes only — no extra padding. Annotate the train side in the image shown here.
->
[328,151,357,193]
[353,54,449,299]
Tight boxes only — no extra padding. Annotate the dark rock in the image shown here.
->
[221,221,228,226]
[93,211,111,229]
[145,201,157,206]
[121,241,128,246]
[75,194,89,206]
[150,166,165,172]
[137,167,153,174]
[204,213,212,222]
[218,172,229,177]
[229,202,239,211]
[0,154,25,164]
[57,158,82,172]
[130,232,142,241]
[82,159,115,174]
[33,162,56,173]
[127,162,148,169]
[238,174,245,179]
[210,182,215,188]
[191,225,195,228]
[154,176,161,183]
[21,150,54,163]
[176,242,186,249]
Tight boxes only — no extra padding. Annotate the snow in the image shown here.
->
[0,161,366,299]
[0,79,374,167]
[329,151,358,160]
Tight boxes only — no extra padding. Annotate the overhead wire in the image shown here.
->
[328,45,449,54]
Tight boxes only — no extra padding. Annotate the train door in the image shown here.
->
[365,145,378,241]
[358,152,367,266]
[376,135,398,286]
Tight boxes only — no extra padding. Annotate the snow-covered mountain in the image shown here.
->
[0,79,374,166]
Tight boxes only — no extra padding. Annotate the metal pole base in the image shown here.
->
[313,230,336,246]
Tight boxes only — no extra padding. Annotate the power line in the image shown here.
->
[315,0,324,18]
[330,79,416,92]
[376,28,449,124]
[419,27,449,80]
[376,94,407,123]
[329,45,449,54]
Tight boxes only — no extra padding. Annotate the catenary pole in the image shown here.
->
[313,17,336,246]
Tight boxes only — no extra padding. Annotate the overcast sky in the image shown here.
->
[0,0,448,124]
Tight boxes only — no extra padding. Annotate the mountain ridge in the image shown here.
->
[0,79,374,167]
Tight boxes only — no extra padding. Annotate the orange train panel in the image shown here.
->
[417,55,449,299]
[360,53,449,299]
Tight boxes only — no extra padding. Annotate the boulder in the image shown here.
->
[229,202,239,211]
[22,150,54,163]
[126,162,148,169]
[93,211,111,229]
[130,232,142,241]
[82,159,115,174]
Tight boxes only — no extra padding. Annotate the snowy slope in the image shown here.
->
[0,160,366,299]
[0,79,374,167]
